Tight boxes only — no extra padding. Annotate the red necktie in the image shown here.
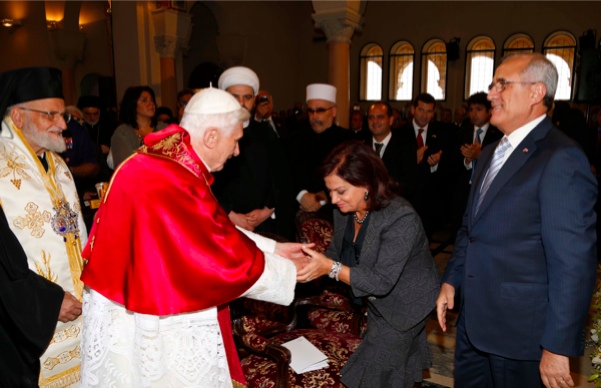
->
[417,128,425,148]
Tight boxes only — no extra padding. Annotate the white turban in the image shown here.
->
[218,66,260,95]
[306,83,337,104]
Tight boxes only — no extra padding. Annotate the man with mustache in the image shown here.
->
[286,83,351,214]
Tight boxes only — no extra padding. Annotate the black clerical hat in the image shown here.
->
[0,67,63,115]
[77,95,102,110]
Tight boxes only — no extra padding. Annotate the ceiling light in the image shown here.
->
[2,19,23,28]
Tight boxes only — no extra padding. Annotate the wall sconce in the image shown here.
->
[2,18,23,28]
[47,20,57,30]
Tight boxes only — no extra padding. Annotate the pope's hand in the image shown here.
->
[296,246,332,282]
[275,242,315,260]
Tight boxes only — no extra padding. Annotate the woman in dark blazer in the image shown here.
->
[299,141,440,388]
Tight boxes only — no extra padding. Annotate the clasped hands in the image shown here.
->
[229,207,274,231]
[274,243,330,283]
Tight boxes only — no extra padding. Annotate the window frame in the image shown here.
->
[502,33,535,57]
[464,35,496,100]
[359,42,384,102]
[388,40,415,101]
[542,30,577,101]
[420,38,448,101]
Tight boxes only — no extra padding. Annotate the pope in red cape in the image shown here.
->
[80,88,307,388]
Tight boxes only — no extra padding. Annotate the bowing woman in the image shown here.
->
[299,141,440,388]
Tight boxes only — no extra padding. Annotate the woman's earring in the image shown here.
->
[364,191,369,201]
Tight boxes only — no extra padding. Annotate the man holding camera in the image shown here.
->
[254,90,285,138]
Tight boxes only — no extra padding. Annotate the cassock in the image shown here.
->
[0,206,65,387]
[0,117,87,387]
[286,123,351,198]
[80,125,297,388]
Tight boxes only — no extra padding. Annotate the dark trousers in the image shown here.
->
[454,310,544,388]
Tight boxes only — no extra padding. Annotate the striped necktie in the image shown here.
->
[475,137,511,214]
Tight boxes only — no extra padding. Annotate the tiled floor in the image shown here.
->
[424,227,595,387]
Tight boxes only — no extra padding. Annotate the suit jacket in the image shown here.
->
[372,131,415,197]
[326,196,440,332]
[452,124,503,193]
[397,122,453,203]
[443,117,597,360]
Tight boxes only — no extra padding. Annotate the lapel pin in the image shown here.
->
[432,134,437,139]
[523,148,528,153]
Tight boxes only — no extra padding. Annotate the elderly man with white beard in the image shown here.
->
[0,67,86,387]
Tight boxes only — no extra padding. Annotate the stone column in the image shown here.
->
[151,9,191,116]
[312,1,364,128]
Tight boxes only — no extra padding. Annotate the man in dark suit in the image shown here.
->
[437,53,597,387]
[367,101,414,196]
[254,90,286,138]
[450,92,503,235]
[397,93,452,240]
[350,110,371,143]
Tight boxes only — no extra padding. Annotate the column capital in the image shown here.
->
[154,35,179,59]
[151,9,192,59]
[312,1,364,44]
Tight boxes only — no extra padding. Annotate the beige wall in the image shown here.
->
[184,1,326,110]
[2,1,600,115]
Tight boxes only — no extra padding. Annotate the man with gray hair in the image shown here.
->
[437,53,597,387]
[80,88,309,387]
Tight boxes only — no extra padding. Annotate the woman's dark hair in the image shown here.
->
[119,86,157,129]
[320,140,399,211]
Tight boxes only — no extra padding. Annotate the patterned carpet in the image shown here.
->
[425,226,595,388]
[422,382,451,388]
[424,228,456,387]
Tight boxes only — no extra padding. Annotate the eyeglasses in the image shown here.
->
[18,107,72,124]
[307,106,334,115]
[488,79,537,93]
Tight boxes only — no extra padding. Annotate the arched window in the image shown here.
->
[543,31,576,100]
[465,36,495,99]
[421,39,447,100]
[503,33,534,57]
[389,41,414,101]
[360,43,383,101]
